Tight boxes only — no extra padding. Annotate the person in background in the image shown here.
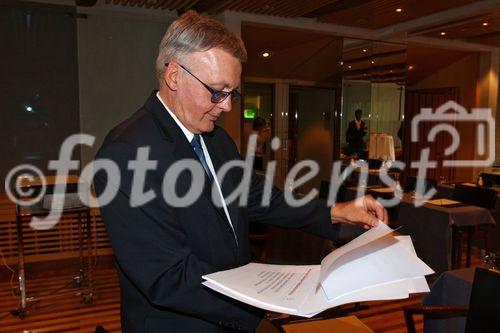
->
[250,116,270,172]
[346,109,367,159]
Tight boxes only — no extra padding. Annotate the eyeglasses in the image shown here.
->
[171,63,241,104]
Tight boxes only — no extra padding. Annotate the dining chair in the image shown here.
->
[367,159,383,170]
[319,180,347,203]
[404,267,500,333]
[453,184,497,210]
[452,184,496,267]
[403,176,437,194]
[477,172,500,188]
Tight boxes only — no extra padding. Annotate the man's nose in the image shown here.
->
[217,96,232,112]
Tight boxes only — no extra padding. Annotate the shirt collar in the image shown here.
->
[156,92,194,143]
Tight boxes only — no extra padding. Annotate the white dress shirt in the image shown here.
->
[156,93,236,239]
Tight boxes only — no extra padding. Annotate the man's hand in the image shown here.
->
[330,195,388,228]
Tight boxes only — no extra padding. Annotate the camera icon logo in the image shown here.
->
[411,101,495,167]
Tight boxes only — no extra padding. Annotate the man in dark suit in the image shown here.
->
[346,109,367,159]
[94,11,387,333]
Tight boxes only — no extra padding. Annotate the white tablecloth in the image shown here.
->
[368,133,395,161]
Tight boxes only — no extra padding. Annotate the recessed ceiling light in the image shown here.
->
[396,8,402,12]
[483,22,489,26]
[260,51,272,58]
[371,60,375,64]
[340,61,344,65]
[362,49,367,53]
[348,65,352,69]
[440,32,446,36]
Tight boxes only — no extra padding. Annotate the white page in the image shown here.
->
[395,235,431,294]
[319,223,393,282]
[202,225,433,318]
[203,263,320,313]
[202,280,299,314]
[321,235,433,300]
[298,278,412,316]
[312,237,430,314]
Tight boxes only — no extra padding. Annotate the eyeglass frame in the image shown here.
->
[165,62,241,104]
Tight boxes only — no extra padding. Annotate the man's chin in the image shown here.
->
[202,121,216,133]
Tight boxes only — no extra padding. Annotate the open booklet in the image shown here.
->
[202,223,433,317]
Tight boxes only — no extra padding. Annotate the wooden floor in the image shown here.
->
[0,249,483,333]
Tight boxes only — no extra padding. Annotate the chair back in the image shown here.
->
[319,180,347,203]
[465,268,500,333]
[367,159,383,170]
[478,172,500,188]
[403,176,436,194]
[453,184,497,210]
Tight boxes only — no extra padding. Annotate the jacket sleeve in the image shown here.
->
[246,173,340,243]
[361,121,367,136]
[94,142,262,332]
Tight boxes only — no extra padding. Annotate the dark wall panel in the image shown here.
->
[0,1,80,190]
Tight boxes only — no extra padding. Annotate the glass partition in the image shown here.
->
[341,40,406,160]
[289,86,336,194]
[242,83,274,168]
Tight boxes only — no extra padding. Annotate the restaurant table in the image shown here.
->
[368,133,395,161]
[436,183,455,199]
[422,267,475,333]
[436,183,500,253]
[397,196,495,274]
[349,169,399,187]
[343,185,400,202]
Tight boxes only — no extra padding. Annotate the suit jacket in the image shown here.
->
[94,91,340,333]
[346,120,367,155]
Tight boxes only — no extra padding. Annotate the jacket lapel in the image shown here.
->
[202,133,240,240]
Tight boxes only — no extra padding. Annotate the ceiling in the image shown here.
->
[410,5,500,46]
[342,41,407,84]
[101,0,496,84]
[104,0,500,47]
[241,25,343,82]
[405,45,472,85]
[306,0,479,29]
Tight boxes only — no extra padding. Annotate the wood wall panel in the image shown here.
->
[403,88,458,182]
[0,196,112,266]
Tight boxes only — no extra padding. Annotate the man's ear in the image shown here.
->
[163,63,179,91]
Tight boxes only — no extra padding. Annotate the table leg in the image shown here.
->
[466,227,472,267]
[15,213,27,313]
[451,227,458,269]
[86,209,94,296]
[78,211,84,284]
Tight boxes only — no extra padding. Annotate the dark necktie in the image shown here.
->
[191,134,213,181]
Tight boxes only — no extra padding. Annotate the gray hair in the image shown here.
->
[155,11,247,84]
